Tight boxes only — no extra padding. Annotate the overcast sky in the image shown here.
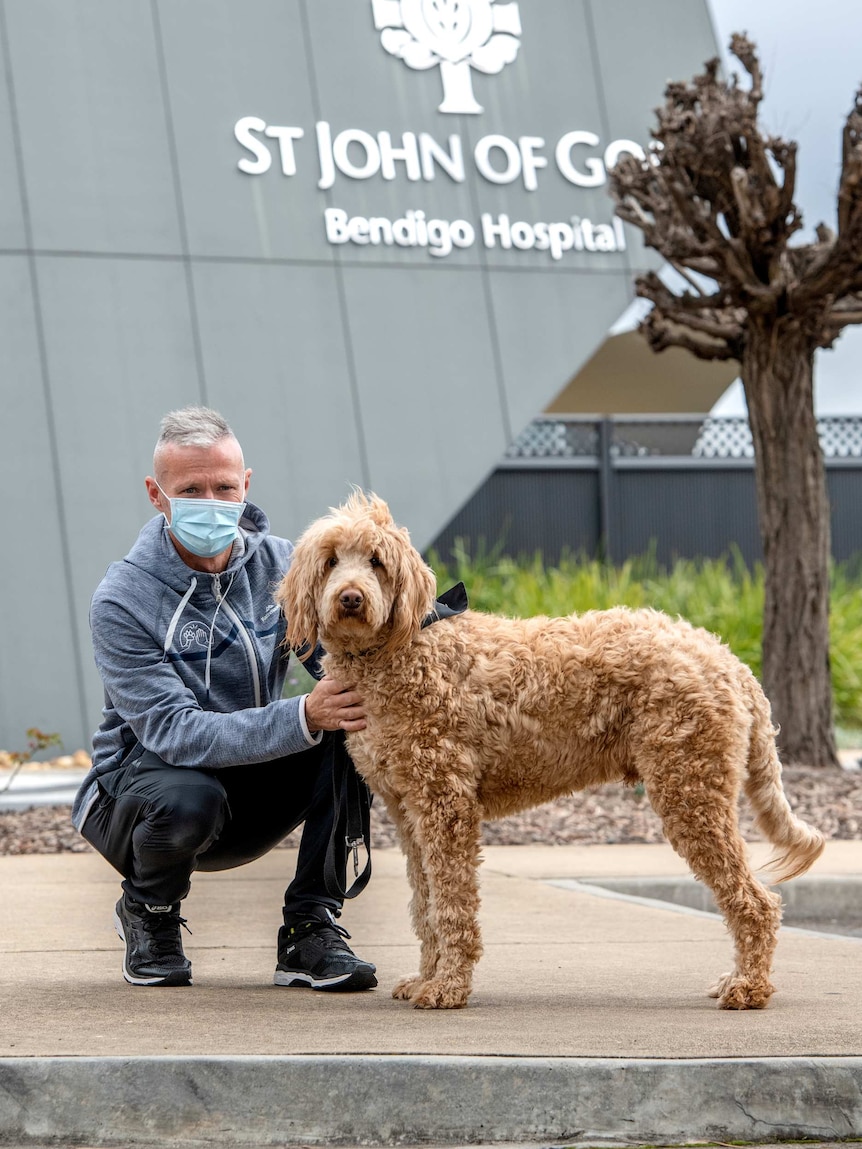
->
[703,0,862,413]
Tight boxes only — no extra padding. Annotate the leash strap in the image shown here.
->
[322,582,469,901]
[323,730,373,900]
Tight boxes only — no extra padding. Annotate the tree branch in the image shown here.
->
[636,273,745,346]
[821,292,862,335]
[608,32,862,363]
[640,310,740,361]
[791,89,862,306]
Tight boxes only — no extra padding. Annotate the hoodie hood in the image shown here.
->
[128,500,271,591]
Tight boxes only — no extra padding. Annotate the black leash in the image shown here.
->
[323,730,373,900]
[322,582,468,901]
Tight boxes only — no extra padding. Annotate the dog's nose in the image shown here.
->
[340,589,364,611]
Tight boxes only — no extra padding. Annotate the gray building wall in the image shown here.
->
[0,0,719,754]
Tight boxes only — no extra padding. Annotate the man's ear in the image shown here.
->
[145,477,165,513]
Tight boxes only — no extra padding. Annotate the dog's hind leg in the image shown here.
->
[398,791,484,1009]
[644,753,782,1010]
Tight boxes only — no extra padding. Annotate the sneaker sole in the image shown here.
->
[273,968,378,991]
[113,910,193,987]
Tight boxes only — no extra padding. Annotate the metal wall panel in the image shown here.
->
[614,467,762,564]
[459,0,619,273]
[431,464,862,567]
[191,260,367,539]
[828,471,862,563]
[341,264,510,542]
[4,0,182,254]
[589,0,719,137]
[0,256,87,747]
[157,0,328,261]
[0,22,26,249]
[34,255,203,730]
[587,0,720,273]
[488,268,633,435]
[303,2,479,264]
[430,468,601,563]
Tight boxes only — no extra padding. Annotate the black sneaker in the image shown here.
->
[113,894,192,987]
[274,909,377,991]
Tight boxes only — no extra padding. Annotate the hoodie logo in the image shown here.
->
[179,622,211,650]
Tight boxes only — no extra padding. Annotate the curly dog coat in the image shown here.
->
[278,493,825,1010]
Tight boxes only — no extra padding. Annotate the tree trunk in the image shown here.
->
[742,320,839,767]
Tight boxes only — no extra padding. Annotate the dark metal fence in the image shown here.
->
[429,416,862,566]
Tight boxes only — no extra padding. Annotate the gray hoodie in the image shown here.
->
[72,501,319,830]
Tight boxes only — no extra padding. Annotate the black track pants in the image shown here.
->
[80,744,342,917]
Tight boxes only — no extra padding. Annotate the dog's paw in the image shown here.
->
[409,977,470,1010]
[706,972,732,999]
[708,972,774,1010]
[391,974,424,1001]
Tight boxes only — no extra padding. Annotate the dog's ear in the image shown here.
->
[383,527,437,648]
[277,537,321,660]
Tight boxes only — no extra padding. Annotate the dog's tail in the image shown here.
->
[743,676,826,883]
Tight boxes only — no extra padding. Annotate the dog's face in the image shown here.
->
[277,492,437,657]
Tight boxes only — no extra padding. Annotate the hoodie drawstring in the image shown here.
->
[162,572,257,707]
[162,578,198,661]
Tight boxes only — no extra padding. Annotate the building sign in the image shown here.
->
[233,0,644,261]
[372,0,522,115]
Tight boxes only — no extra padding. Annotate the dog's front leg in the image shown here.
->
[389,804,441,1002]
[402,791,484,1010]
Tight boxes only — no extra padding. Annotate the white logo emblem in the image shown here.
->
[179,621,210,651]
[371,0,522,115]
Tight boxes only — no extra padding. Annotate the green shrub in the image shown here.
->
[283,652,317,699]
[428,543,862,732]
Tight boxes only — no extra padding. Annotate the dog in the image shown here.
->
[277,492,825,1010]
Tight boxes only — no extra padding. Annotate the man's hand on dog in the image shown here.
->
[304,676,367,733]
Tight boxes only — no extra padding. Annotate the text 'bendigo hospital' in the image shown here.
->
[234,118,642,261]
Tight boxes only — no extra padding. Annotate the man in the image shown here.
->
[72,405,376,991]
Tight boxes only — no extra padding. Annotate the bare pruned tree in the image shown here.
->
[608,34,862,767]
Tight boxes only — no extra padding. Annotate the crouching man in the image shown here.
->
[72,405,375,991]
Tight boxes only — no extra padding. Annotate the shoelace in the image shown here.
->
[293,917,352,950]
[316,920,352,949]
[143,911,192,957]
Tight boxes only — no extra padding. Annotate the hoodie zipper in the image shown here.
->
[213,572,262,708]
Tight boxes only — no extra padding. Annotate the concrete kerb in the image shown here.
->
[1,1055,861,1147]
[552,875,862,939]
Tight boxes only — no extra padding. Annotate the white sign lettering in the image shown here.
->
[235,118,645,193]
[230,7,646,262]
[324,208,626,261]
[325,208,476,258]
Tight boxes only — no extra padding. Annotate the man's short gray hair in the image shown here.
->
[153,406,244,480]
[156,405,236,451]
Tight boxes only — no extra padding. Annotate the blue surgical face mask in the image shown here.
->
[156,483,245,559]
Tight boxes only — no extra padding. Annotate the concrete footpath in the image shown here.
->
[1,841,861,1147]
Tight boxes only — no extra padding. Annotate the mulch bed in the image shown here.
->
[2,764,859,855]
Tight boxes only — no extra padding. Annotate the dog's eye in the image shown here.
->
[370,555,381,568]
[327,556,338,569]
